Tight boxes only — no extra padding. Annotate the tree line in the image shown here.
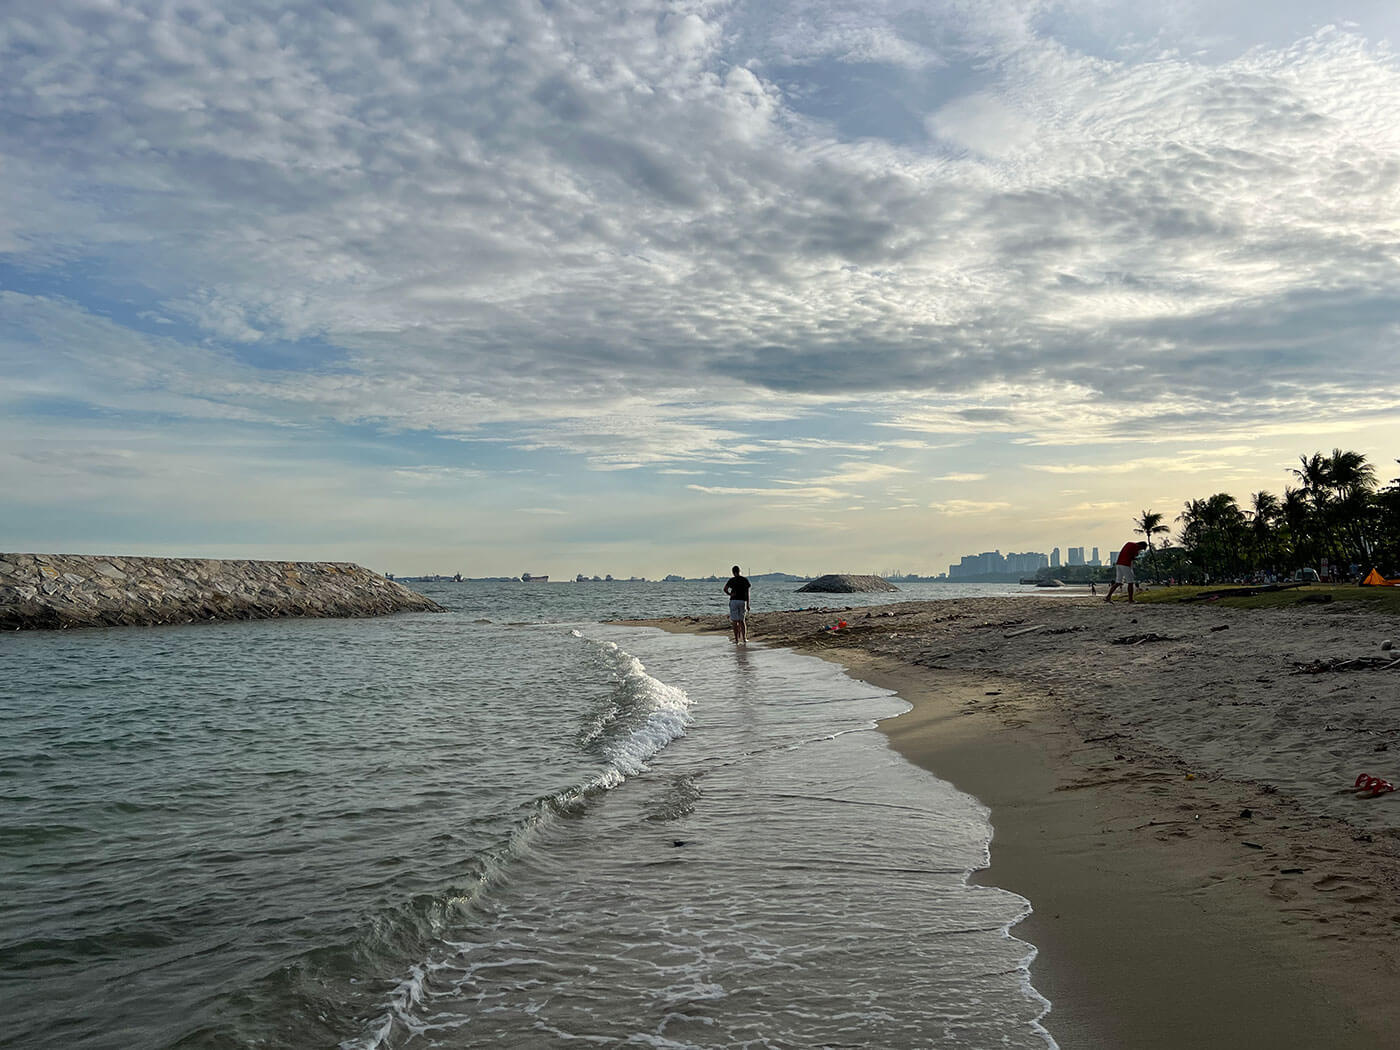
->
[1130,449,1400,584]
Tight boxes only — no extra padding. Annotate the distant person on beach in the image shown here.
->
[1104,541,1149,603]
[723,566,751,644]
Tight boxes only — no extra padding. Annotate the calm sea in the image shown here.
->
[1,580,1055,1049]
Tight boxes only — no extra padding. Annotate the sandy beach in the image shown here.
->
[625,594,1400,1048]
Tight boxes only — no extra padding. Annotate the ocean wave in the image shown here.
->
[340,632,692,1050]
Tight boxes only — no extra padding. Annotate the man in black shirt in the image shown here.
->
[723,565,751,645]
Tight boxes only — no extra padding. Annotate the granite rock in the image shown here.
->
[0,553,443,631]
[796,573,899,594]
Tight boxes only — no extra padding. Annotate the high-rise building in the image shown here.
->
[1090,546,1101,566]
[1068,546,1085,566]
[1005,551,1049,574]
[1050,547,1061,568]
[947,550,1049,577]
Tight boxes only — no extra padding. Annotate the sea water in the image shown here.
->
[0,581,1054,1048]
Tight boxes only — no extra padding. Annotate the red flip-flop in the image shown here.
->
[1354,773,1395,797]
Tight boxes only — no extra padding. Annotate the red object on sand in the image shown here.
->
[1354,773,1395,796]
[836,620,848,629]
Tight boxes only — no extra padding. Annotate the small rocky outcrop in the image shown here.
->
[796,574,899,594]
[0,553,443,631]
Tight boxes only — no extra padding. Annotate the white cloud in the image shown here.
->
[804,460,911,486]
[5,2,1400,571]
[927,93,1037,158]
[928,499,1014,515]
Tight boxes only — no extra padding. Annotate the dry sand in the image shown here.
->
[624,595,1400,1048]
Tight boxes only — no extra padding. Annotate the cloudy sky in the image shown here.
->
[4,1,1400,578]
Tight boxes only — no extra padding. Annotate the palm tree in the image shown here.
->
[1133,509,1170,581]
[1281,485,1315,570]
[1325,448,1375,499]
[1373,461,1400,572]
[1248,491,1281,575]
[1178,494,1247,581]
[1292,452,1331,499]
[1287,449,1379,573]
[1292,452,1340,572]
[1325,449,1378,572]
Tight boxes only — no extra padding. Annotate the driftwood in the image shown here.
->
[1004,624,1047,638]
[1290,656,1400,675]
[1111,633,1175,645]
[1179,582,1305,602]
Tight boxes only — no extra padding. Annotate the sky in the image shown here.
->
[4,0,1400,579]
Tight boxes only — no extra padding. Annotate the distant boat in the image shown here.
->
[521,572,549,583]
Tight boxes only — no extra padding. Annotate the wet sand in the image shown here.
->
[623,595,1400,1048]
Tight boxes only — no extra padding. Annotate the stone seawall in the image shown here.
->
[0,553,443,631]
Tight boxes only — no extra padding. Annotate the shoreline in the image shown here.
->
[623,596,1400,1047]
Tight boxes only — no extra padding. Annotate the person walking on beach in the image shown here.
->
[723,566,751,644]
[1104,541,1148,603]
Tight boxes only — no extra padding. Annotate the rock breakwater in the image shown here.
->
[0,553,443,631]
[796,573,898,593]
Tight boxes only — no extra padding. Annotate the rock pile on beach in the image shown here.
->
[796,573,898,593]
[0,553,443,630]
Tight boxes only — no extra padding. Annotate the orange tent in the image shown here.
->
[1360,568,1399,586]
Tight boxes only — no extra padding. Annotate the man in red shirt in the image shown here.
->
[1104,541,1149,603]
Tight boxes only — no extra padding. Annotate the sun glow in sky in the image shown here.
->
[5,1,1400,578]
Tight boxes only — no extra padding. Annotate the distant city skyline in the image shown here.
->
[428,541,1123,583]
[4,3,1399,574]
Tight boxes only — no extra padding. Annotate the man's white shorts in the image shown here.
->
[729,599,748,621]
[1115,564,1135,584]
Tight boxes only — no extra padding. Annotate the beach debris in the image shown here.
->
[1280,867,1304,874]
[1110,632,1174,645]
[1004,624,1046,638]
[1210,624,1230,632]
[1291,656,1400,674]
[1353,773,1395,797]
[1382,639,1394,651]
[1240,808,1253,819]
[1242,841,1264,849]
